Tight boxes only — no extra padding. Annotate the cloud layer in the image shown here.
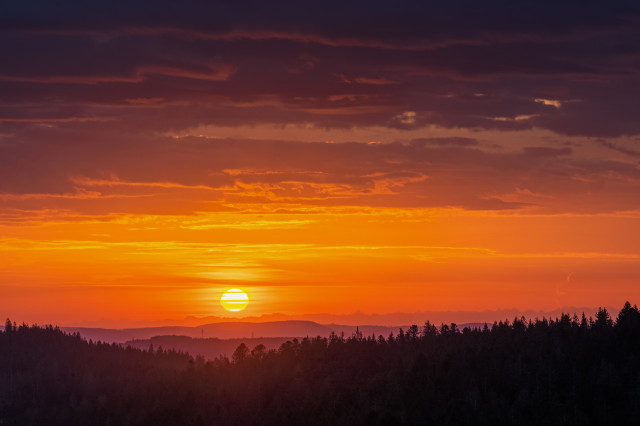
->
[1,0,640,136]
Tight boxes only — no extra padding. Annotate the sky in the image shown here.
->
[1,1,640,326]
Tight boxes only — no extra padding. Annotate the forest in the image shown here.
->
[2,302,640,425]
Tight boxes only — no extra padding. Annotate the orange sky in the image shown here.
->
[2,133,639,326]
[2,4,640,327]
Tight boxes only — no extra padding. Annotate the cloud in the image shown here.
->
[3,1,637,44]
[523,147,572,157]
[535,98,561,108]
[0,1,638,220]
[0,1,638,137]
[595,139,640,158]
[1,126,639,217]
[410,137,479,147]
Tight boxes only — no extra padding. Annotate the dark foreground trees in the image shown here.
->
[2,302,640,425]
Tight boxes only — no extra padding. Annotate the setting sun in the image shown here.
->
[220,289,249,312]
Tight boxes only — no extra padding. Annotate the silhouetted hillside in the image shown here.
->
[124,323,488,360]
[2,302,640,425]
[125,335,293,360]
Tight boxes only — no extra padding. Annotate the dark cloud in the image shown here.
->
[523,147,572,157]
[0,1,638,136]
[410,138,479,147]
[0,1,638,219]
[2,1,638,44]
[595,139,640,157]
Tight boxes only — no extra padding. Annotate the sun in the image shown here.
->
[220,288,249,312]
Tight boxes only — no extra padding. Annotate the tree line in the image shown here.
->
[1,302,640,425]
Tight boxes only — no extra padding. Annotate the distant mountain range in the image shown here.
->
[1,315,596,359]
[59,320,419,344]
[49,320,488,359]
[54,306,609,345]
[4,307,609,360]
[62,306,609,329]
